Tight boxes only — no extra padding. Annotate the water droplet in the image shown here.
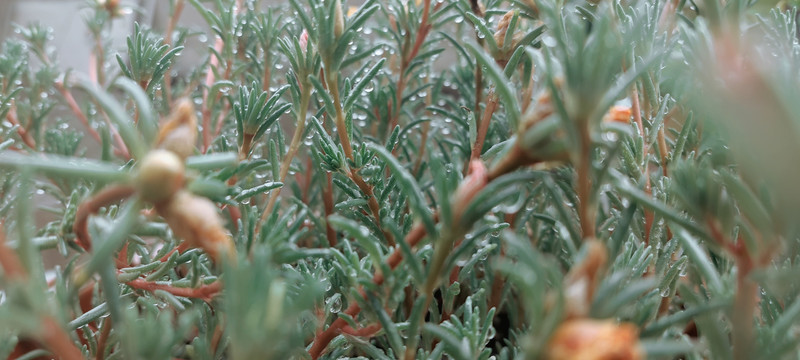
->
[542,36,556,47]
[487,325,496,339]
[326,293,342,313]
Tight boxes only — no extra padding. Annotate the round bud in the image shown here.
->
[137,149,185,204]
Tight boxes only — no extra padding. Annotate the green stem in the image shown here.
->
[406,228,465,360]
[239,133,254,161]
[732,255,756,360]
[323,70,354,160]
[322,63,394,245]
[260,86,311,223]
[577,127,595,240]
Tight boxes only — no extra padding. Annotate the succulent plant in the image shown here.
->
[2,0,800,359]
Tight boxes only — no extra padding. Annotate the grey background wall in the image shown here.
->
[0,0,206,74]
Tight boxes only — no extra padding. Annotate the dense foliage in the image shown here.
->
[1,0,800,359]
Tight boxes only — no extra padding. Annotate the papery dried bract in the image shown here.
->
[156,190,235,263]
[493,10,524,66]
[156,98,198,159]
[545,319,644,360]
[333,0,344,38]
[603,105,632,124]
[299,30,310,54]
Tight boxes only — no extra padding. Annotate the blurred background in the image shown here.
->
[0,0,218,267]
[0,0,209,75]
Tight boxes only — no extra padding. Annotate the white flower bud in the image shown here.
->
[156,98,198,160]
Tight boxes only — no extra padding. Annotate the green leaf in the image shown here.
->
[466,43,521,128]
[234,182,283,201]
[367,143,436,236]
[675,229,724,295]
[113,77,157,144]
[614,174,708,237]
[642,300,728,336]
[77,81,147,159]
[0,152,130,183]
[185,152,238,171]
[344,58,385,111]
[464,13,499,51]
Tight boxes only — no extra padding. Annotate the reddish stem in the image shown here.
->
[323,173,337,247]
[388,0,438,137]
[201,37,225,152]
[159,241,192,262]
[95,319,112,360]
[212,59,234,139]
[126,278,222,302]
[115,243,129,269]
[404,0,433,66]
[55,82,102,144]
[301,157,313,204]
[470,91,499,162]
[202,1,242,152]
[164,0,186,105]
[0,225,83,360]
[309,131,537,357]
[91,34,106,85]
[340,323,382,337]
[6,107,36,149]
[308,221,432,358]
[40,316,84,360]
[74,185,137,251]
[349,169,395,246]
[224,204,241,232]
[0,223,26,278]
